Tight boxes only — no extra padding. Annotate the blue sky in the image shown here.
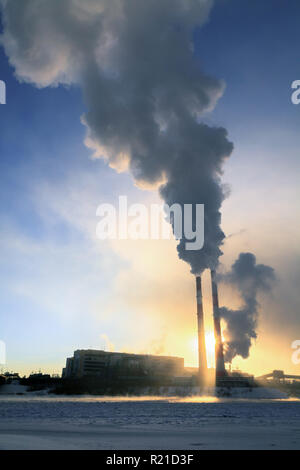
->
[0,0,299,375]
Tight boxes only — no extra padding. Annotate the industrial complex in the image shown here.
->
[2,269,300,394]
[62,349,184,380]
[61,270,252,389]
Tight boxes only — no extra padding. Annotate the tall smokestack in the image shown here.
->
[196,276,207,383]
[211,270,226,380]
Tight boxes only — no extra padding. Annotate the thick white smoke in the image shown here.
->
[0,0,233,274]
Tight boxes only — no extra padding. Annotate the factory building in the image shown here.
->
[62,349,184,380]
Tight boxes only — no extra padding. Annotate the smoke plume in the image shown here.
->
[0,0,233,274]
[219,253,276,363]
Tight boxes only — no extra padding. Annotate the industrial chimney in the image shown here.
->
[196,276,207,384]
[211,270,226,381]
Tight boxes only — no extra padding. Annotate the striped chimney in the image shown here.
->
[211,269,226,377]
[196,276,207,382]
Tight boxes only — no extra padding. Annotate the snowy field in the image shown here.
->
[0,393,300,449]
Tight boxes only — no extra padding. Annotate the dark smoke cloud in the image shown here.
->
[219,253,276,363]
[0,0,233,274]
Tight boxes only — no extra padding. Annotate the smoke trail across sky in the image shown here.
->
[0,0,233,274]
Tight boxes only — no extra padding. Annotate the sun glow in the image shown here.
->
[205,331,215,369]
[189,331,215,369]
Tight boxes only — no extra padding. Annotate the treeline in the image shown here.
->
[20,375,61,392]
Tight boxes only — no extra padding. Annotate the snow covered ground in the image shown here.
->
[0,381,28,395]
[0,393,299,449]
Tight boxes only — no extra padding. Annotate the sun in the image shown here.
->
[189,331,215,369]
[205,331,216,369]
